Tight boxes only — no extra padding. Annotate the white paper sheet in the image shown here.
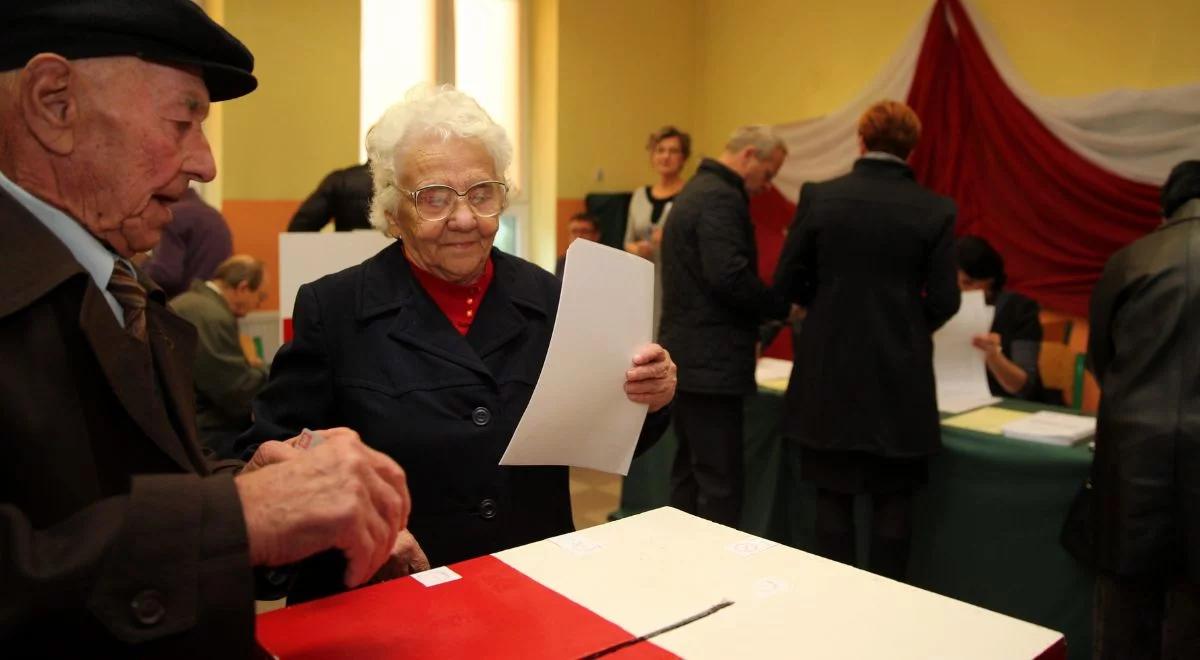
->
[499,239,653,474]
[1002,411,1096,445]
[933,290,1000,414]
[754,357,794,383]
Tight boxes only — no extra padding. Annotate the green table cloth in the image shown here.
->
[617,393,1094,660]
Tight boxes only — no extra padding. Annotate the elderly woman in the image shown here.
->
[955,236,1042,400]
[238,86,676,599]
[625,126,690,335]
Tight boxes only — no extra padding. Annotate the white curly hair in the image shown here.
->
[365,84,513,232]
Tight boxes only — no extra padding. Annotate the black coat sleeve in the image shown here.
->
[1087,253,1126,380]
[773,183,818,306]
[922,202,961,330]
[235,284,335,457]
[288,172,338,232]
[695,191,789,320]
[1,473,253,652]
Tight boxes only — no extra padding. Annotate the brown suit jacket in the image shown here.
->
[0,187,255,657]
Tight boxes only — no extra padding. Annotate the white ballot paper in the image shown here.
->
[933,290,1001,414]
[499,239,653,474]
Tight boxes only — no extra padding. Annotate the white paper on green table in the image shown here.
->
[933,290,1000,413]
[499,239,653,475]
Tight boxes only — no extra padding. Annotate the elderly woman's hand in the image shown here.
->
[625,344,677,413]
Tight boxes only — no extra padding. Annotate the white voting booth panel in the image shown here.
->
[278,231,392,343]
[496,508,1064,659]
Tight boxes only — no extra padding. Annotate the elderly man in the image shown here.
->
[659,125,795,527]
[170,255,270,458]
[1086,160,1200,659]
[0,2,413,656]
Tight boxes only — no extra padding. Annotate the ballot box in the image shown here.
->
[256,507,1065,659]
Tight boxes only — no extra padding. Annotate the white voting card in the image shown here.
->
[500,239,654,474]
[934,290,1000,413]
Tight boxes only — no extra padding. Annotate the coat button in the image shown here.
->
[131,589,166,627]
[472,406,491,426]
[479,498,498,519]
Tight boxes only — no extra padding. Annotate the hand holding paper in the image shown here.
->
[501,239,663,474]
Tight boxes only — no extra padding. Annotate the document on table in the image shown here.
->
[934,290,1001,413]
[500,239,653,475]
[942,406,1031,435]
[1001,411,1096,445]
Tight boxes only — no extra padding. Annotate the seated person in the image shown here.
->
[236,85,677,602]
[170,255,270,457]
[956,236,1042,399]
[555,212,601,278]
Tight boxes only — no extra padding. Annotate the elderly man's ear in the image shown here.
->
[20,55,78,156]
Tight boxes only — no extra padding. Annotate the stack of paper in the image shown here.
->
[1001,411,1096,446]
[934,290,1001,413]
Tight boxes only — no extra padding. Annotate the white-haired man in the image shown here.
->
[659,126,797,527]
[0,1,413,655]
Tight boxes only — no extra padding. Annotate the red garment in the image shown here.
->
[406,253,495,335]
[907,0,1161,317]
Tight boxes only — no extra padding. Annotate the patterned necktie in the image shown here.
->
[108,260,148,341]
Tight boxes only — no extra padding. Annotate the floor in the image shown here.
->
[256,467,623,614]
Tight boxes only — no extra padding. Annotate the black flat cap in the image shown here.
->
[0,0,256,102]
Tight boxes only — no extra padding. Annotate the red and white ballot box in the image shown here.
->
[278,231,392,343]
[256,508,1066,659]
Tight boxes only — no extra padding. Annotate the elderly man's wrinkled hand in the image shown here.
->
[234,427,412,588]
[368,529,431,584]
[625,343,677,413]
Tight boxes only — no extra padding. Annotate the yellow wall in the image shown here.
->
[529,0,560,268]
[222,0,361,201]
[556,0,698,200]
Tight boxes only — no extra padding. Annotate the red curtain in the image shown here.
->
[907,0,1162,317]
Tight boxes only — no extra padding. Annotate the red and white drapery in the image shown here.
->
[755,0,1200,335]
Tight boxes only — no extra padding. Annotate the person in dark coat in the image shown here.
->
[1086,160,1200,659]
[0,2,414,656]
[773,100,959,581]
[287,162,373,231]
[237,85,677,602]
[955,235,1042,400]
[141,187,234,297]
[659,125,795,527]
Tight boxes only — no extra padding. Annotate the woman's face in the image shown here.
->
[957,269,993,292]
[390,135,502,285]
[651,136,686,178]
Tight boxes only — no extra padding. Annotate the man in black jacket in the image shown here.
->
[1087,160,1200,659]
[288,162,373,231]
[659,125,795,526]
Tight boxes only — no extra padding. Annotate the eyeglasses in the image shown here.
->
[399,180,508,222]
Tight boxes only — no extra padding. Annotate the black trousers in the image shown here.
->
[1093,572,1200,660]
[669,391,744,527]
[814,488,915,582]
